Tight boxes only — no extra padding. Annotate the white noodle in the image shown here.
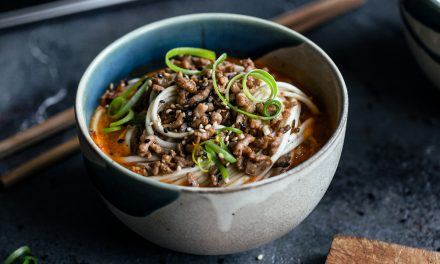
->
[149,167,200,181]
[277,81,307,96]
[90,106,105,132]
[91,76,321,187]
[282,91,319,115]
[222,168,242,186]
[172,177,187,185]
[260,118,315,180]
[171,170,204,185]
[150,86,192,138]
[253,101,299,182]
[228,176,250,187]
[124,126,135,151]
[145,93,178,149]
[280,118,314,157]
[120,155,157,163]
[292,102,301,128]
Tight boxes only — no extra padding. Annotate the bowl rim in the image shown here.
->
[75,13,348,194]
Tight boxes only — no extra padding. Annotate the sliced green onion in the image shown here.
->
[23,256,38,264]
[205,145,229,180]
[192,138,237,174]
[212,53,230,107]
[108,97,127,116]
[242,69,278,103]
[212,53,283,120]
[110,109,134,127]
[111,79,150,120]
[104,79,150,133]
[225,73,244,102]
[119,78,145,99]
[102,126,122,133]
[198,157,212,172]
[263,99,283,117]
[216,126,243,134]
[218,137,227,149]
[205,140,236,163]
[214,134,228,150]
[192,142,211,172]
[4,246,36,264]
[165,47,216,75]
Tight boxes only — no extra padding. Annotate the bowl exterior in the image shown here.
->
[400,0,440,89]
[79,126,345,255]
[106,129,344,255]
[76,14,348,255]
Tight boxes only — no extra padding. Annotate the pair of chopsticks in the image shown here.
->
[0,0,364,189]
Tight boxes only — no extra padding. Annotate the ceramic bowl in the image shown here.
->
[400,0,440,89]
[75,13,348,255]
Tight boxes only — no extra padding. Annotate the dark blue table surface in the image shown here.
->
[0,0,439,263]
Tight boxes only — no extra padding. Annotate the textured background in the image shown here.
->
[0,0,439,263]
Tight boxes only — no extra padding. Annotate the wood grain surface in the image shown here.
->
[326,235,440,264]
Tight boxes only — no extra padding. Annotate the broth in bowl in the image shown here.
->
[90,47,330,187]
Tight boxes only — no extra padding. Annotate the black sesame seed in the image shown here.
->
[157,73,164,78]
[117,139,124,143]
[160,100,165,103]
[144,139,150,143]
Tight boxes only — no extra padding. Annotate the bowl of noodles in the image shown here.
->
[75,13,348,255]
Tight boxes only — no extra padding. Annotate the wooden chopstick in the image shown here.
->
[273,0,364,30]
[0,107,76,159]
[0,136,80,189]
[0,0,364,188]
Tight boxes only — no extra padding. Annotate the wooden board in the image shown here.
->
[326,235,440,264]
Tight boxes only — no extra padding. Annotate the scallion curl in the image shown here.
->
[263,99,283,117]
[225,73,244,102]
[4,246,37,264]
[165,47,216,75]
[242,69,278,103]
[212,53,283,120]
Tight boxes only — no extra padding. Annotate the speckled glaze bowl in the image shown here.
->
[75,13,348,255]
[400,0,440,89]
